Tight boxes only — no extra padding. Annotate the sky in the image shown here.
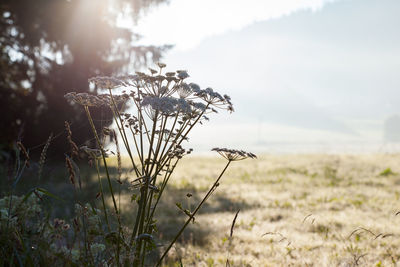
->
[129,0,400,153]
[134,0,337,50]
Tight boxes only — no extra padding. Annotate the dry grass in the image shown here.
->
[149,154,400,266]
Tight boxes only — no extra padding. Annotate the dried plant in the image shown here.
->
[38,133,53,182]
[64,64,255,266]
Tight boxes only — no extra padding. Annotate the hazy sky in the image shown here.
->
[135,0,337,50]
[131,0,400,153]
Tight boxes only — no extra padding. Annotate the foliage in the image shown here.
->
[379,167,396,177]
[0,0,170,157]
[0,193,119,266]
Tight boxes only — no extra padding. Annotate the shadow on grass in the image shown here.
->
[1,159,252,264]
[0,160,131,218]
[152,183,253,246]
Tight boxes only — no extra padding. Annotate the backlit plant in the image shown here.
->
[64,63,256,266]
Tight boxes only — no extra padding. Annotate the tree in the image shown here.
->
[0,0,169,158]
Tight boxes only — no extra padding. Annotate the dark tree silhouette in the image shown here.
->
[0,0,169,158]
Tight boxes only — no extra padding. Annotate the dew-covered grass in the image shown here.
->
[154,153,400,266]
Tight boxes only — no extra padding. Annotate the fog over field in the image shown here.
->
[132,0,400,153]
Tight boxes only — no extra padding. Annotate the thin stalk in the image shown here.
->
[108,89,140,176]
[144,116,168,222]
[129,110,158,247]
[84,106,119,216]
[138,106,145,172]
[140,108,210,237]
[84,106,121,266]
[129,126,143,165]
[114,129,123,266]
[149,115,167,176]
[155,104,210,177]
[162,104,209,169]
[130,178,144,246]
[133,94,153,151]
[133,112,159,265]
[127,101,147,262]
[130,189,144,245]
[156,160,232,266]
[157,113,179,160]
[94,160,111,233]
[132,182,149,266]
[144,157,179,232]
[145,111,159,174]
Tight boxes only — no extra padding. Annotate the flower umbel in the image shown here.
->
[89,76,126,89]
[64,92,104,107]
[212,148,257,161]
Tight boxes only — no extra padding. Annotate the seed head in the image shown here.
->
[212,148,256,161]
[149,68,158,75]
[142,96,176,115]
[177,83,192,99]
[165,72,176,77]
[64,92,103,107]
[65,121,79,158]
[157,62,167,69]
[16,141,30,167]
[65,156,75,186]
[189,85,234,112]
[89,76,125,89]
[97,93,129,106]
[176,70,189,80]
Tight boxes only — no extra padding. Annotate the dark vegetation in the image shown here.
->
[0,0,169,158]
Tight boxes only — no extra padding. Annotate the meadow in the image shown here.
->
[2,152,400,266]
[2,69,399,266]
[153,153,400,266]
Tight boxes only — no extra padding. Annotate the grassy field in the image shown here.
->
[4,153,400,266]
[150,154,400,266]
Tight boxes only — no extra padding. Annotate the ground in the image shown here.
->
[9,153,400,266]
[152,154,400,266]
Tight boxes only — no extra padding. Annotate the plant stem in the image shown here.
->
[156,160,232,266]
[108,89,140,176]
[84,105,121,266]
[94,159,111,233]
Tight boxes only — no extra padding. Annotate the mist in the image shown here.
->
[136,0,400,153]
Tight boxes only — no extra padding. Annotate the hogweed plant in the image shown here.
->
[64,63,256,266]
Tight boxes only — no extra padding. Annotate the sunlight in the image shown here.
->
[3,0,400,265]
[133,0,338,50]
